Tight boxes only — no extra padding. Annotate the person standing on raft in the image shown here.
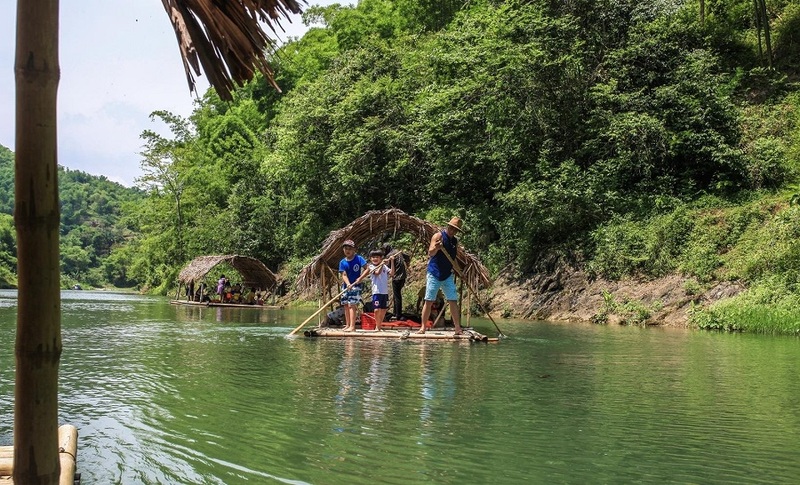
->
[339,239,368,332]
[418,217,464,335]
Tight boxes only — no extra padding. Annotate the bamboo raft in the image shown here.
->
[0,424,79,484]
[304,327,498,342]
[169,300,282,310]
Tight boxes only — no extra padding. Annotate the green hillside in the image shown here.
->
[0,144,144,288]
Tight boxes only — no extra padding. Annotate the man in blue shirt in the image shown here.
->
[418,217,464,335]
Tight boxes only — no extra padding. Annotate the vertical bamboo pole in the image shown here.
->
[319,266,325,325]
[458,278,465,324]
[466,292,471,328]
[14,1,62,483]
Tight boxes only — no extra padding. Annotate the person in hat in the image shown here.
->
[339,239,368,331]
[418,217,464,335]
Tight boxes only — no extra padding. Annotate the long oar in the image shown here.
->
[288,284,354,336]
[288,251,401,336]
[431,301,447,329]
[440,248,506,338]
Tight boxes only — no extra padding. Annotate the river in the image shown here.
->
[1,290,799,484]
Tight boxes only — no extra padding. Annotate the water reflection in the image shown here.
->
[334,338,359,427]
[419,342,457,427]
[363,341,390,422]
[3,292,800,484]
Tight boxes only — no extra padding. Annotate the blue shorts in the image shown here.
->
[425,273,457,301]
[341,284,362,306]
[372,293,388,309]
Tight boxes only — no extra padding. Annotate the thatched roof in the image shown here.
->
[178,255,278,289]
[162,0,305,100]
[296,209,491,294]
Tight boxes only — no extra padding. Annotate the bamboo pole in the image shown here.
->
[431,301,446,329]
[288,285,353,336]
[15,1,63,483]
[466,292,472,328]
[440,249,505,337]
[0,454,11,476]
[317,267,327,326]
[0,425,78,483]
[57,425,77,485]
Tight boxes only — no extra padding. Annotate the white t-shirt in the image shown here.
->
[368,263,390,295]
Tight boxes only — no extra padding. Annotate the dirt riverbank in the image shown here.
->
[488,263,745,327]
[280,257,745,327]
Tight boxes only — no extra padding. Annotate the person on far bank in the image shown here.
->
[367,249,394,331]
[418,217,464,335]
[340,239,368,332]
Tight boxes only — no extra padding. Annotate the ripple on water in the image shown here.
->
[5,304,800,484]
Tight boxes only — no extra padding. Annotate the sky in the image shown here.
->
[1,1,338,187]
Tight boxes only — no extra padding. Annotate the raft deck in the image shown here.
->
[304,327,497,342]
[0,424,79,484]
[170,300,282,310]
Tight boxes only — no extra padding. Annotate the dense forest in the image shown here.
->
[4,0,800,332]
[0,144,143,289]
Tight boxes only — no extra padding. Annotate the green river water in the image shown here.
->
[1,290,799,484]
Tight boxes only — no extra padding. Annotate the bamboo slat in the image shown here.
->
[0,424,78,484]
[305,328,490,342]
[58,424,78,485]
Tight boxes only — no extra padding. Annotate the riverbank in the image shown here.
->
[488,264,745,327]
[280,263,744,329]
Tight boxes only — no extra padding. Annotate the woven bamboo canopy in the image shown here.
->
[296,209,491,295]
[178,255,278,290]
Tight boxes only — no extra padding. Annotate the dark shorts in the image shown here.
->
[372,293,388,309]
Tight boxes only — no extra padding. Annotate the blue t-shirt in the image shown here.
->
[339,254,367,286]
[427,230,458,281]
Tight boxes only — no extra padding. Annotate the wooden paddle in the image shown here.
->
[287,251,402,336]
[439,245,506,338]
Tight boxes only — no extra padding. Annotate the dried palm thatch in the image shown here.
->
[162,0,305,100]
[178,255,278,290]
[296,209,491,295]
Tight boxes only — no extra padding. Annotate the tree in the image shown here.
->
[754,0,773,67]
[137,111,195,264]
[12,0,302,482]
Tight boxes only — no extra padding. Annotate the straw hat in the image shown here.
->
[446,217,464,233]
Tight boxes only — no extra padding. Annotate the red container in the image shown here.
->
[360,312,376,330]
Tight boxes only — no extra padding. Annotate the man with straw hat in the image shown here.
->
[418,217,464,335]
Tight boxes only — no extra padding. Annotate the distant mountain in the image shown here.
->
[0,144,144,288]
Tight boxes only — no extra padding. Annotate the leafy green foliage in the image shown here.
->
[73,0,800,337]
[0,143,143,288]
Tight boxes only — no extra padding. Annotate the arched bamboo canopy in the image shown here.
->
[296,209,491,295]
[178,255,278,290]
